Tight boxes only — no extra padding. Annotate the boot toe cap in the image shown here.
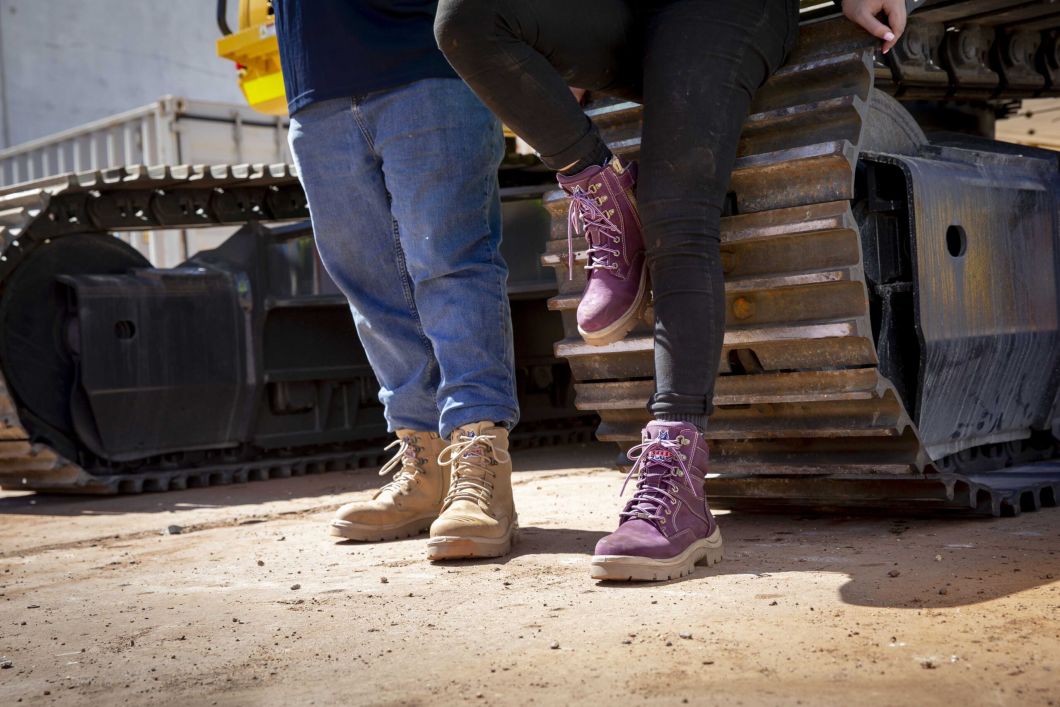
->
[333,500,402,526]
[594,519,688,560]
[430,508,509,540]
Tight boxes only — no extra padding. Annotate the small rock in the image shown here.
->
[938,588,948,595]
[769,600,779,606]
[679,632,692,640]
[888,569,901,578]
[503,581,512,586]
[257,560,265,567]
[164,525,182,535]
[27,605,40,609]
[476,693,484,699]
[0,659,13,669]
[934,554,943,562]
[277,536,286,542]
[380,577,389,584]
[921,660,937,670]
[549,641,560,650]
[665,641,673,647]
[622,639,632,645]
[290,583,301,591]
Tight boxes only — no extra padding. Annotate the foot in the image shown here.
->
[590,421,723,581]
[428,422,517,560]
[558,156,647,346]
[329,430,448,542]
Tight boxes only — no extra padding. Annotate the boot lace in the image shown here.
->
[618,437,698,524]
[437,432,511,507]
[377,434,426,496]
[566,189,621,279]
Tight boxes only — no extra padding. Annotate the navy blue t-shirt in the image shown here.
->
[273,0,457,115]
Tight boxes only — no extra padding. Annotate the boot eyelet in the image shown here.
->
[665,509,672,515]
[660,518,667,525]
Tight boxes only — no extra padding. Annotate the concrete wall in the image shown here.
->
[0,0,244,149]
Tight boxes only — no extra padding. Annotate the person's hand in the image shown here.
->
[842,0,907,54]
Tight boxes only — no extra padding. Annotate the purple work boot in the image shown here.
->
[590,421,723,582]
[558,156,648,346]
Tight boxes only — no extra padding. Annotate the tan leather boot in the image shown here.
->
[329,430,448,542]
[427,421,517,560]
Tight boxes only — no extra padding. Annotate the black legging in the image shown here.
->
[436,0,798,424]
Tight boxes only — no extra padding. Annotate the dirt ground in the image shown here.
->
[0,442,1057,706]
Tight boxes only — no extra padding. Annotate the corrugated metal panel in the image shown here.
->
[0,97,292,267]
[0,96,290,188]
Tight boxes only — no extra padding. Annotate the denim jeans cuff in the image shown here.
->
[440,406,520,440]
[539,121,611,173]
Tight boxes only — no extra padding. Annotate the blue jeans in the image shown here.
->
[288,78,518,439]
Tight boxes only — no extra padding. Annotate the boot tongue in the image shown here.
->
[644,421,698,462]
[452,422,506,473]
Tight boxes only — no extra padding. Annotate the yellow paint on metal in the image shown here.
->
[216,0,288,116]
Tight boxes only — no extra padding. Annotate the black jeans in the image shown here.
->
[436,0,798,423]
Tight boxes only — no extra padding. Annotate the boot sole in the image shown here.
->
[329,515,436,542]
[589,528,724,582]
[578,261,649,347]
[426,520,519,561]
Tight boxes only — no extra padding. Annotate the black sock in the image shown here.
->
[654,412,707,433]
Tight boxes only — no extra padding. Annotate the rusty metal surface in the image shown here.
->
[874,1,1060,99]
[544,18,926,480]
[706,462,1060,516]
[866,144,1060,460]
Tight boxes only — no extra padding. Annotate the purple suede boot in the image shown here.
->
[558,156,648,346]
[591,421,724,582]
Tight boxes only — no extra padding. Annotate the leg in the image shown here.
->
[435,0,639,172]
[592,0,798,582]
[359,78,518,440]
[640,0,798,428]
[437,0,649,345]
[287,97,441,434]
[359,79,519,559]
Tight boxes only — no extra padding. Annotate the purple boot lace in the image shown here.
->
[566,189,622,280]
[618,437,699,524]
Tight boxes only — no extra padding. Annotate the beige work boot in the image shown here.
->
[329,430,448,542]
[427,421,517,560]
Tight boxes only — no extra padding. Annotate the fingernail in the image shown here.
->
[884,32,895,42]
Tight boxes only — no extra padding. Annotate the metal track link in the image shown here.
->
[544,19,924,474]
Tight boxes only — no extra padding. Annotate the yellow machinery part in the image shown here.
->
[216,0,288,116]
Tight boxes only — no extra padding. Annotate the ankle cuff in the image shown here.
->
[654,413,706,432]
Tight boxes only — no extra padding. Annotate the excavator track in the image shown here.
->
[0,165,593,493]
[542,5,1060,515]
